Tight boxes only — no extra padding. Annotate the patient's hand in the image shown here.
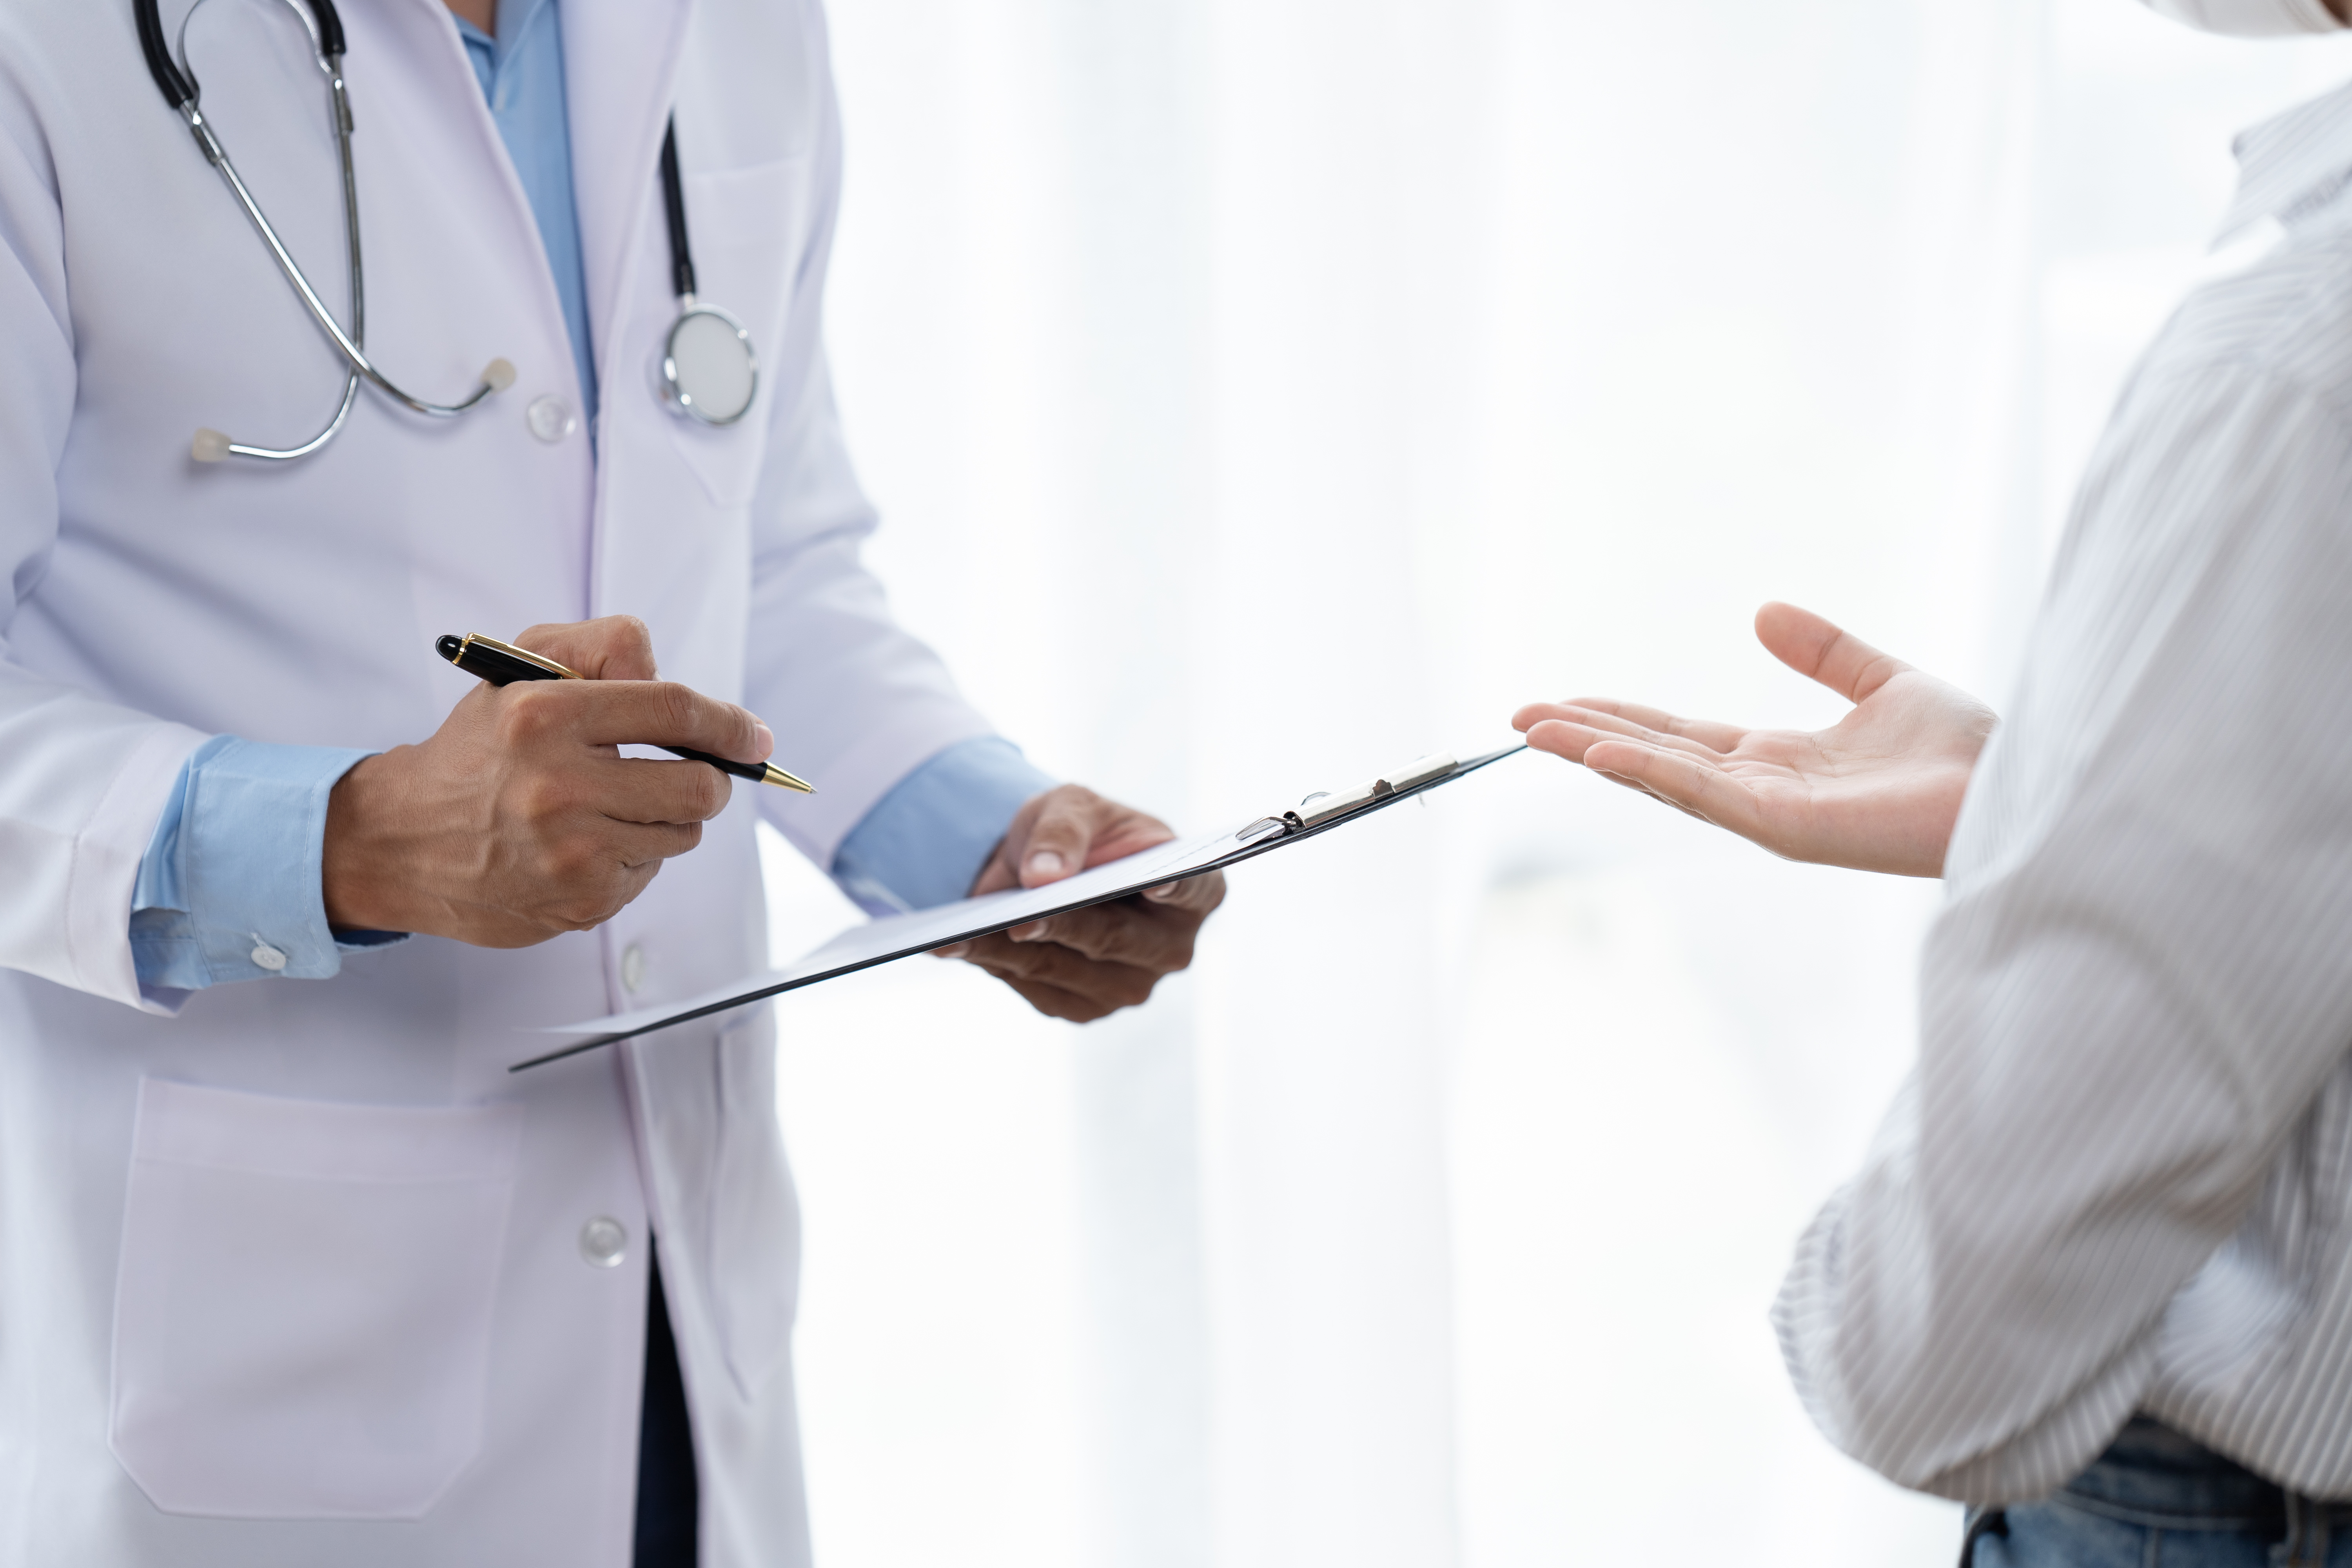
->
[1512,603,1996,877]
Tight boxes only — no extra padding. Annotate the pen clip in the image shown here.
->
[461,633,581,680]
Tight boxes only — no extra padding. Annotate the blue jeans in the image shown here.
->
[1966,1419,2352,1567]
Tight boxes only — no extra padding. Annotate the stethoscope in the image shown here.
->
[132,0,760,464]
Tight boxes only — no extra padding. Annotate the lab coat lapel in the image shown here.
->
[562,0,696,417]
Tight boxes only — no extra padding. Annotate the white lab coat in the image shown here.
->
[0,0,996,1562]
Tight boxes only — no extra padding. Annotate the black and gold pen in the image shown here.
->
[436,633,815,793]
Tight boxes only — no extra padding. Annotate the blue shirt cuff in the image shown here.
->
[830,736,1056,916]
[131,737,399,994]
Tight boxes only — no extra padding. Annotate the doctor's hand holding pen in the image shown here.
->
[1512,602,1999,878]
[321,616,766,946]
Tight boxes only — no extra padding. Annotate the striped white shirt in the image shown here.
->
[1775,80,2352,1504]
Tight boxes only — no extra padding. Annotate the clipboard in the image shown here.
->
[515,742,1528,1071]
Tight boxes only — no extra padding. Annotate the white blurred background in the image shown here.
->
[749,4,2352,1565]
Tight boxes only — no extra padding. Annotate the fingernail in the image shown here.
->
[752,720,775,758]
[934,942,969,960]
[1010,922,1045,943]
[1025,849,1065,880]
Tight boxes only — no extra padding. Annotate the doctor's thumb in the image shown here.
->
[1016,791,1100,888]
[513,615,661,681]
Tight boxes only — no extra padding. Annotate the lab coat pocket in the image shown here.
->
[109,1079,523,1519]
[711,1007,799,1398]
[662,157,815,510]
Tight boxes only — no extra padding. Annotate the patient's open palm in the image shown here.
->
[1512,603,1997,877]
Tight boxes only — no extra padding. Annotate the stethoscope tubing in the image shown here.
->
[659,122,697,301]
[134,0,755,453]
[179,94,508,421]
[174,0,367,460]
[212,9,363,461]
[138,0,508,461]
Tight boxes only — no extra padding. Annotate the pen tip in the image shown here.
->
[764,765,816,794]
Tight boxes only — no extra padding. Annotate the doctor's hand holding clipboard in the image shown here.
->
[929,786,1227,1022]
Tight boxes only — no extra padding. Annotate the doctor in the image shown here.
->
[0,0,1222,1564]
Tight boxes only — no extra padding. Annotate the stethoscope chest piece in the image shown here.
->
[652,122,757,428]
[660,302,757,426]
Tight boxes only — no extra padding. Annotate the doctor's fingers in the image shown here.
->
[497,679,772,767]
[1010,786,1176,888]
[513,857,668,936]
[572,756,739,826]
[959,935,1162,1019]
[511,615,661,681]
[508,818,699,902]
[575,818,709,867]
[1143,867,1226,913]
[1007,869,1224,947]
[1005,892,1211,971]
[504,757,731,842]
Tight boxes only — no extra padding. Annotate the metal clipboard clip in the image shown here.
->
[1235,752,1459,845]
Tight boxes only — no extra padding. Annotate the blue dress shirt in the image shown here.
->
[831,736,1053,916]
[454,2,597,425]
[129,4,1051,993]
[129,737,395,999]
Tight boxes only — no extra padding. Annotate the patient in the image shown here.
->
[1512,5,2352,1563]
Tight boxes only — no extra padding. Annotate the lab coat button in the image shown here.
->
[526,395,578,444]
[621,943,646,994]
[250,940,288,972]
[580,1216,628,1268]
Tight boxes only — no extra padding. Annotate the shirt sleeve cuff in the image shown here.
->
[829,736,1056,915]
[129,737,399,993]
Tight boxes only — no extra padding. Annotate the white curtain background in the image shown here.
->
[748,4,2352,1566]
